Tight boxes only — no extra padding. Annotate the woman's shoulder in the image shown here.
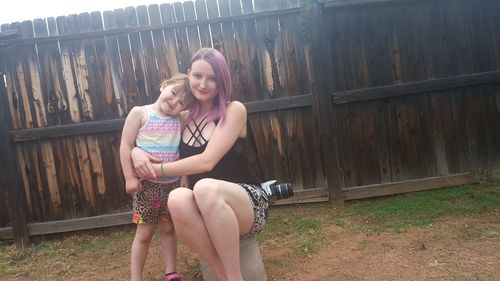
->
[226,101,247,116]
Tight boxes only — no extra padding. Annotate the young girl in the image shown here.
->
[120,73,195,281]
[131,48,269,281]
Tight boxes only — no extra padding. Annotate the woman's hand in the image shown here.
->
[131,147,162,180]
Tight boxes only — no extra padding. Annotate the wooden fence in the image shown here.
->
[1,0,499,246]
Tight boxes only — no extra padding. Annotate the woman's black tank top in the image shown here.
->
[179,118,260,186]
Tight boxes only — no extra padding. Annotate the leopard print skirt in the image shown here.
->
[239,183,269,238]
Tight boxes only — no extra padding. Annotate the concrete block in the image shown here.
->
[199,236,266,281]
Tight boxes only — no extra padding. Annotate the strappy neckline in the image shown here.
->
[183,114,211,147]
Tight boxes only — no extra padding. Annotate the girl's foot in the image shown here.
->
[164,272,183,281]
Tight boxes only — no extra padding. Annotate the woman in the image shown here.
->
[131,48,268,281]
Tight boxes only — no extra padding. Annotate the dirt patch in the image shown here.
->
[271,215,500,281]
[2,213,499,281]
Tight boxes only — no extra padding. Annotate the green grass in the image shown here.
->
[343,183,500,232]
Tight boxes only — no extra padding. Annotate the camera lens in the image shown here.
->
[269,183,294,200]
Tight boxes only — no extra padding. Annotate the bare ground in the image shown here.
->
[2,211,499,281]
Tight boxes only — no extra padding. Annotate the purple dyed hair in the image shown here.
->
[188,48,232,124]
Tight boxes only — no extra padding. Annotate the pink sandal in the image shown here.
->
[164,272,183,281]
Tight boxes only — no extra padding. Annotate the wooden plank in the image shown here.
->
[350,101,381,185]
[343,168,500,200]
[149,4,171,82]
[323,0,414,8]
[62,16,101,216]
[172,2,192,73]
[309,2,344,205]
[57,16,81,123]
[113,9,140,112]
[137,5,161,100]
[20,20,47,128]
[20,20,62,219]
[78,13,110,122]
[183,1,201,54]
[230,0,257,102]
[0,68,30,247]
[219,0,242,101]
[241,0,262,101]
[195,0,212,47]
[333,70,500,104]
[245,94,312,113]
[159,4,181,76]
[11,119,124,142]
[276,0,301,98]
[272,188,329,206]
[3,68,22,129]
[11,95,313,142]
[33,18,64,126]
[52,137,81,218]
[206,0,222,50]
[102,11,126,117]
[124,7,150,105]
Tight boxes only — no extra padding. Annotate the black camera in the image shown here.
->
[261,180,294,200]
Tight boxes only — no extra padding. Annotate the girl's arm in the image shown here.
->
[119,106,147,193]
[133,101,247,177]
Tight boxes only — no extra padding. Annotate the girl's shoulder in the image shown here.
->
[127,105,149,118]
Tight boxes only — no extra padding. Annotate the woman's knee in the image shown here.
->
[167,187,196,222]
[193,178,223,209]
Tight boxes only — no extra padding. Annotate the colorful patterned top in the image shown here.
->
[136,106,181,183]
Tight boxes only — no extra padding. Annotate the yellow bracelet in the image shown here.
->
[160,162,165,176]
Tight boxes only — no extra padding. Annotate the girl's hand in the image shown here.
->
[180,175,189,188]
[125,177,142,194]
[131,147,162,180]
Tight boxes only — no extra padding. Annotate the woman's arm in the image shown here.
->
[156,101,247,177]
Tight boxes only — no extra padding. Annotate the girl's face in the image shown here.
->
[156,84,189,116]
[188,59,218,104]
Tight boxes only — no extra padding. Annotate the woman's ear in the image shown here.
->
[187,69,191,76]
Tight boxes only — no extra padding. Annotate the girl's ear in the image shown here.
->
[187,69,191,76]
[160,82,168,91]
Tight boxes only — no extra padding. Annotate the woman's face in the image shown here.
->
[188,59,218,103]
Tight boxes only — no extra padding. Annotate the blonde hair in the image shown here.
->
[159,73,195,106]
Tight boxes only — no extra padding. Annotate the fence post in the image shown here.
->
[0,72,30,247]
[309,1,344,206]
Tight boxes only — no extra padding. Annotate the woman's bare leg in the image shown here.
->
[131,223,156,281]
[193,178,255,281]
[167,187,227,280]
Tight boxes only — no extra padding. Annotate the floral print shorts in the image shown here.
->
[132,180,178,224]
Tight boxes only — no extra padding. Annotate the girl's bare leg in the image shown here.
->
[131,223,156,281]
[158,219,177,275]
